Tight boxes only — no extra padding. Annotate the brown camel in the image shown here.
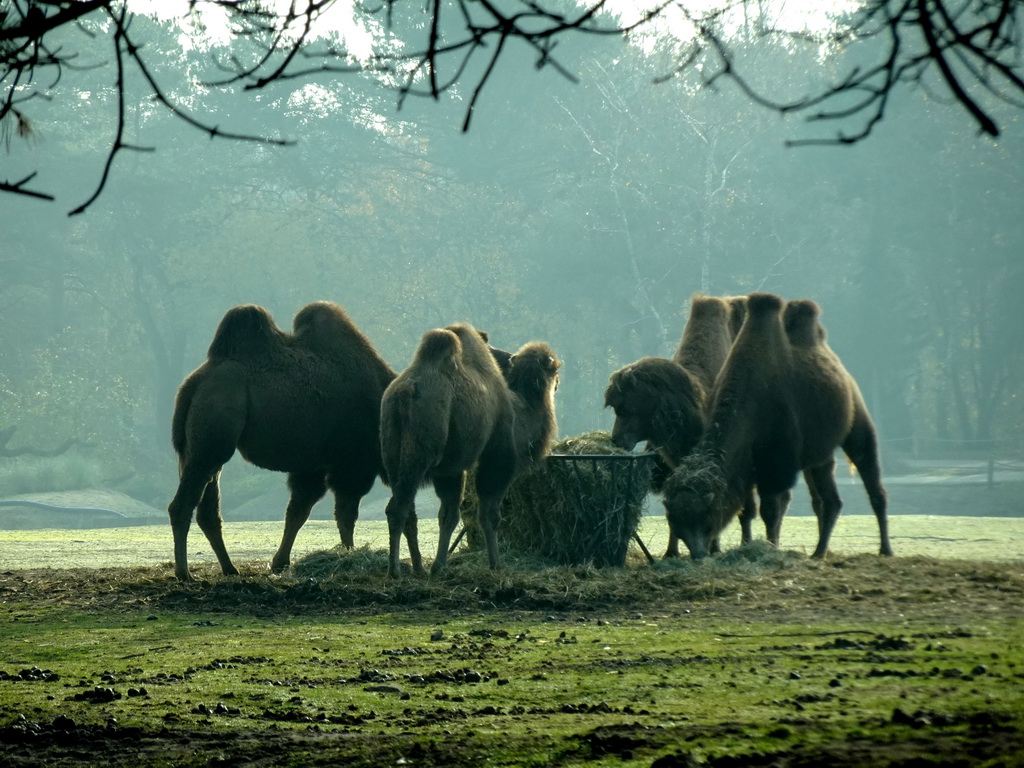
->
[662,293,893,560]
[167,301,399,581]
[604,294,756,555]
[380,324,560,577]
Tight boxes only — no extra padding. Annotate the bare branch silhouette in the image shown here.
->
[2,1,1022,211]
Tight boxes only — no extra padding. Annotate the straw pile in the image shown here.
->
[460,431,653,567]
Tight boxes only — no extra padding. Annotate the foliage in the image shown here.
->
[0,455,105,496]
[0,1,1022,506]
[0,323,145,478]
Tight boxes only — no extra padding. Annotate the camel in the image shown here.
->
[662,293,893,560]
[604,294,756,555]
[380,323,560,577]
[167,301,399,581]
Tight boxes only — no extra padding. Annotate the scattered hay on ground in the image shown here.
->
[3,538,1022,624]
[292,546,391,578]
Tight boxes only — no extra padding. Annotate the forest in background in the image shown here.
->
[1,3,1022,511]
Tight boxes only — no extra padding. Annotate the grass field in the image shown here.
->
[1,515,1021,767]
[1,513,1022,572]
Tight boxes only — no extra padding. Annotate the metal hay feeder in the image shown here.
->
[544,451,659,566]
[452,450,659,567]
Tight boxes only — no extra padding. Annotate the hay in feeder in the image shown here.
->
[460,431,654,567]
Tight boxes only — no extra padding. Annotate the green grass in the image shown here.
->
[2,604,1021,766]
[0,518,1021,766]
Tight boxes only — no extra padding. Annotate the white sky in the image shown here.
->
[130,0,375,58]
[130,0,858,54]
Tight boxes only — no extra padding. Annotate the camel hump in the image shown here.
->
[613,357,693,391]
[414,328,462,368]
[688,293,730,322]
[207,304,285,360]
[292,301,351,336]
[746,292,785,316]
[444,323,503,376]
[292,301,358,350]
[784,299,826,346]
[724,296,748,338]
[672,294,737,386]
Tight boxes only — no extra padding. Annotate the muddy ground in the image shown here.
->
[1,548,1022,767]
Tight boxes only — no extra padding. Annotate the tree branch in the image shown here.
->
[917,0,999,136]
[2,0,1023,208]
[0,172,55,201]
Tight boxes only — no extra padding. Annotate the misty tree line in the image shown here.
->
[1,4,1022,505]
[4,1,1023,209]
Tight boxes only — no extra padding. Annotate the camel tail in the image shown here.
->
[381,381,417,484]
[381,378,448,490]
[170,373,202,469]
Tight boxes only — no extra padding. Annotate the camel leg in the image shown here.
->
[738,490,758,545]
[168,466,220,581]
[334,493,359,550]
[402,510,425,576]
[803,467,825,522]
[385,484,417,578]
[430,472,466,576]
[477,495,504,570]
[474,457,514,571]
[663,499,681,558]
[271,473,328,574]
[804,461,843,559]
[664,531,680,559]
[842,416,893,556]
[657,457,683,558]
[326,466,377,550]
[759,488,793,547]
[193,471,240,577]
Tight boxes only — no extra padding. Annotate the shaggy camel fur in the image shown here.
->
[380,324,560,577]
[604,294,756,555]
[662,293,893,560]
[167,302,398,581]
